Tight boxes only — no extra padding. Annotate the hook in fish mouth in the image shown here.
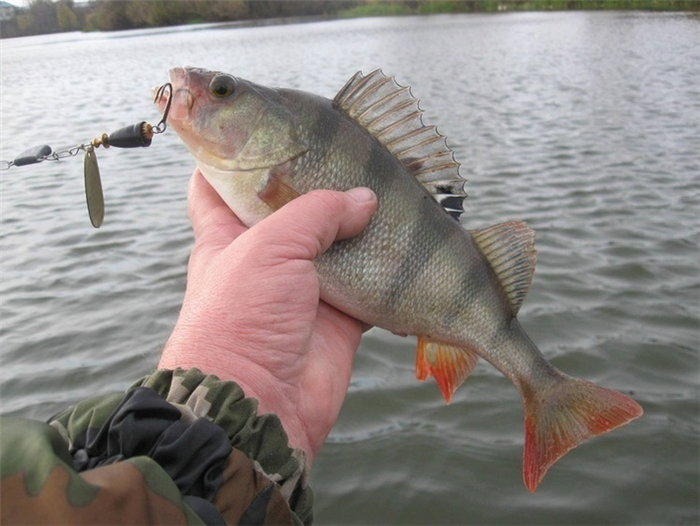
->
[152,82,173,134]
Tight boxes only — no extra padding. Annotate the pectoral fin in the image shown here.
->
[416,337,479,404]
[258,164,301,211]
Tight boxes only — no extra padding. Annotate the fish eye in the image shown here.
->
[209,75,236,98]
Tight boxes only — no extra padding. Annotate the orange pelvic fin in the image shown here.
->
[416,337,479,404]
[522,376,643,492]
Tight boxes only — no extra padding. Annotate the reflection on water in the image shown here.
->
[1,11,698,526]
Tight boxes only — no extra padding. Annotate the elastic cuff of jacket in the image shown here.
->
[133,368,313,520]
[46,367,314,525]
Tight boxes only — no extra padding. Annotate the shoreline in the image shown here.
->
[1,1,698,39]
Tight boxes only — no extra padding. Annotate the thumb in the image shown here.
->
[240,187,378,263]
[187,170,249,270]
[188,169,247,246]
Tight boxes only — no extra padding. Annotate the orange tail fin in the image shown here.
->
[522,376,643,492]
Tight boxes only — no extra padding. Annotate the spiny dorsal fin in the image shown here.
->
[334,70,467,220]
[472,222,537,315]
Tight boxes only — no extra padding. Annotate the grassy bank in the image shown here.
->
[338,0,700,18]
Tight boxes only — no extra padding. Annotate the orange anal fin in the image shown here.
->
[522,378,643,492]
[415,337,479,404]
[258,166,300,211]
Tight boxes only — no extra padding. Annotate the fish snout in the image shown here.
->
[158,67,204,122]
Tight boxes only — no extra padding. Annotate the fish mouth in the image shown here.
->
[153,76,194,123]
[153,85,194,111]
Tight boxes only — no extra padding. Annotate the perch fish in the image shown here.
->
[157,67,643,492]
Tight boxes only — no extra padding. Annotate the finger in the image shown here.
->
[187,169,247,246]
[247,187,378,262]
[334,187,378,240]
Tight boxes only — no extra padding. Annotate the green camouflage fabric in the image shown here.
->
[0,368,314,525]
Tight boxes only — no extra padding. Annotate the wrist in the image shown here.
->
[159,332,317,464]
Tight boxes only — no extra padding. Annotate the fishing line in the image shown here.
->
[0,83,174,228]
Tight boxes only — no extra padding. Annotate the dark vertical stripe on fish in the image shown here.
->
[291,96,344,190]
[363,144,449,311]
[294,94,379,193]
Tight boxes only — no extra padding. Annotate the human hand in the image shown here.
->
[159,170,378,464]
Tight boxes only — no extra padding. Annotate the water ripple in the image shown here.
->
[1,11,698,526]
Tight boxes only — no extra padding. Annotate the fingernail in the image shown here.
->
[346,187,376,203]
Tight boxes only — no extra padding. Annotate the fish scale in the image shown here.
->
[159,67,643,492]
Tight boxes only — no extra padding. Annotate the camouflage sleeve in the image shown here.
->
[0,368,314,525]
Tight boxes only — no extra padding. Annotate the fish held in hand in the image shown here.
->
[157,67,643,492]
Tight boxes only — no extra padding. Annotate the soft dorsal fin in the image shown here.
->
[334,70,467,220]
[472,222,537,315]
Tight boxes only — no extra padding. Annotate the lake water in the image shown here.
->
[1,11,698,525]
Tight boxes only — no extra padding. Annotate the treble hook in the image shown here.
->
[152,82,173,134]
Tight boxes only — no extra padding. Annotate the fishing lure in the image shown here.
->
[0,83,173,228]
